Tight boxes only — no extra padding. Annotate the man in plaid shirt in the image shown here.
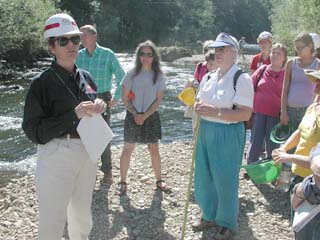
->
[76,25,125,182]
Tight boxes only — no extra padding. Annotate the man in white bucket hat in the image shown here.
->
[22,13,107,240]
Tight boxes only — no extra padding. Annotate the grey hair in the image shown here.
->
[228,45,239,64]
[80,25,97,35]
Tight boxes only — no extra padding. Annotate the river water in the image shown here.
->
[0,53,197,183]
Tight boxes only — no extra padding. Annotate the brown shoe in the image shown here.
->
[215,226,233,240]
[102,172,113,184]
[192,218,216,231]
[243,172,250,180]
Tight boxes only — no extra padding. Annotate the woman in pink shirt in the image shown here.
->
[247,43,288,163]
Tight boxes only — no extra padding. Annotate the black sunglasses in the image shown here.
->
[139,51,153,57]
[55,35,81,47]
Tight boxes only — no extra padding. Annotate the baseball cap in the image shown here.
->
[310,33,320,50]
[209,32,239,50]
[44,13,82,39]
[257,31,272,43]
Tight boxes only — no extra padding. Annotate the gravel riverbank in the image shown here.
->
[0,141,294,240]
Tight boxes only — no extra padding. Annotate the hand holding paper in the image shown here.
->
[77,114,114,163]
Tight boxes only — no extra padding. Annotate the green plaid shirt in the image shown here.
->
[76,43,125,100]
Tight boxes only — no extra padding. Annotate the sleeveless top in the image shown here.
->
[288,58,320,107]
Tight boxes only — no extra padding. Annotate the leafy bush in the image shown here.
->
[0,0,58,56]
[270,0,320,55]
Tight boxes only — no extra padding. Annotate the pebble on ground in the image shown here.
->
[0,142,294,240]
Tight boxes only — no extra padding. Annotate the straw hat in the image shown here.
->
[304,69,320,83]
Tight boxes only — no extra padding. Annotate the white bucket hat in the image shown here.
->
[310,33,320,50]
[257,31,272,43]
[209,32,239,50]
[44,13,82,39]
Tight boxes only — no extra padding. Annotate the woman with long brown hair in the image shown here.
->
[117,40,169,195]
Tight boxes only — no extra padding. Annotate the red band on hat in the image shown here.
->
[44,23,60,31]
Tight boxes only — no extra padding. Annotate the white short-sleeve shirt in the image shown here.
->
[197,64,254,123]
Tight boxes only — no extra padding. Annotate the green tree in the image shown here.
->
[211,0,271,43]
[270,0,320,53]
[171,0,215,47]
[0,0,58,56]
[58,0,98,26]
[95,0,180,50]
[270,0,302,52]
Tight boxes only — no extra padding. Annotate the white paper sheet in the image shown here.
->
[292,200,320,232]
[77,114,114,163]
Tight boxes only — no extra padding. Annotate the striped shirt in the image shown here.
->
[76,43,125,99]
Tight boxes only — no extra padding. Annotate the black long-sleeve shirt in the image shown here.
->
[22,61,97,144]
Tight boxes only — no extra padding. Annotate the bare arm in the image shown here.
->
[272,130,307,166]
[121,85,137,115]
[134,91,164,125]
[280,129,301,152]
[291,183,305,210]
[272,151,311,168]
[280,60,292,125]
[144,91,164,119]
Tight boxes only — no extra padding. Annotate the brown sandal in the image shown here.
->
[116,182,127,196]
[156,180,171,193]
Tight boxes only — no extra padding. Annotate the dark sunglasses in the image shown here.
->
[139,51,153,57]
[55,35,81,47]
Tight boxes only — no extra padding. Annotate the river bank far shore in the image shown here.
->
[0,141,293,240]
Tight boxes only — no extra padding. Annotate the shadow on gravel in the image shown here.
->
[90,180,112,239]
[199,198,258,240]
[237,198,258,240]
[107,190,175,240]
[255,184,291,220]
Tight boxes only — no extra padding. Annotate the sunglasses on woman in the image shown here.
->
[55,35,81,47]
[139,51,153,57]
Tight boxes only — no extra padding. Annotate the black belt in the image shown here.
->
[61,133,80,139]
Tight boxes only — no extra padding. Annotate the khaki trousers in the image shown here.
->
[36,138,97,240]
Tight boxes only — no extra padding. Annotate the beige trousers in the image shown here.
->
[36,138,97,240]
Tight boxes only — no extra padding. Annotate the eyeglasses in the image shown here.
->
[139,51,153,57]
[55,35,81,47]
[295,45,306,51]
[214,46,226,53]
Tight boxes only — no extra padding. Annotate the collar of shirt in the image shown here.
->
[216,64,239,83]
[85,43,102,57]
[51,61,80,82]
